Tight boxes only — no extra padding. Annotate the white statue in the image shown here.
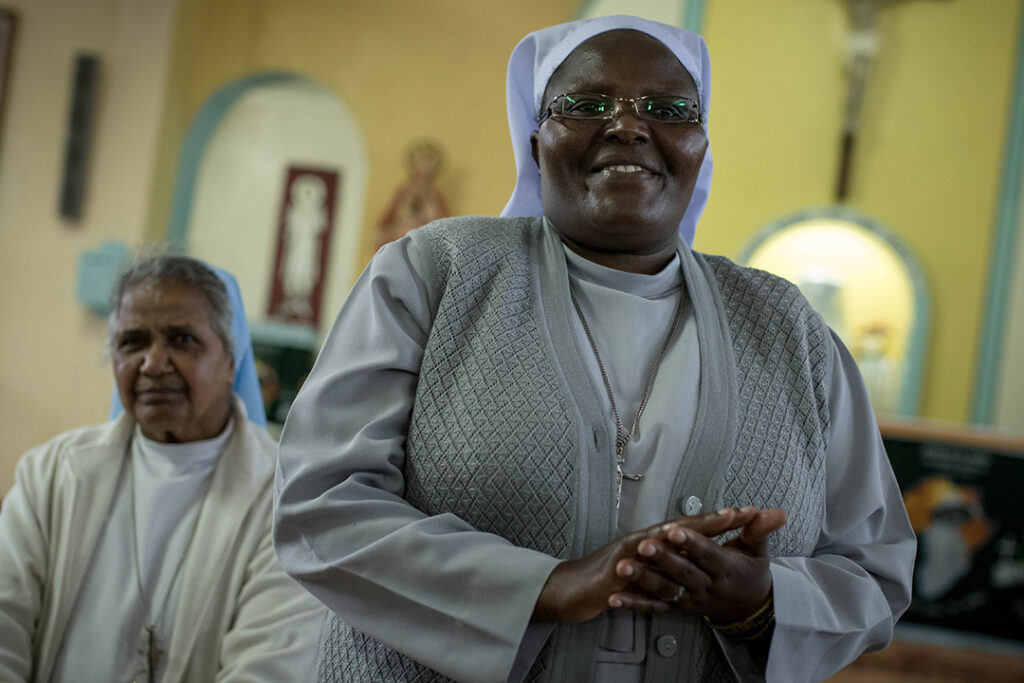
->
[280,173,327,317]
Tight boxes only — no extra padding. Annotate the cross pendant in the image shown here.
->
[143,625,161,683]
[614,453,644,509]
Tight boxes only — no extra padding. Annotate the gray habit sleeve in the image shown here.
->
[717,331,916,682]
[273,236,561,683]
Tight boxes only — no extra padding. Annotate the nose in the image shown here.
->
[140,342,172,374]
[603,103,649,144]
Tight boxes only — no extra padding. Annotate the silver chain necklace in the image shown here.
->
[568,282,684,509]
[128,448,213,683]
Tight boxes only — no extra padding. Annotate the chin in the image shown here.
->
[134,410,185,435]
[586,213,677,248]
[588,194,681,227]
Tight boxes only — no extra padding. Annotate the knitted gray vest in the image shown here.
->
[315,217,831,683]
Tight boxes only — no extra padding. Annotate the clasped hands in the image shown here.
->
[532,507,786,626]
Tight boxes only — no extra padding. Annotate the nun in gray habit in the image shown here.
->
[273,15,916,683]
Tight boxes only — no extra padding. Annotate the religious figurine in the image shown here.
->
[375,139,450,248]
[855,323,899,414]
[280,173,329,316]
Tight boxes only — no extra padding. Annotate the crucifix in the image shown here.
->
[133,623,163,683]
[836,0,941,200]
[615,435,644,510]
[835,0,880,201]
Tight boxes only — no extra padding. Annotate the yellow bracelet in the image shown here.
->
[702,594,775,641]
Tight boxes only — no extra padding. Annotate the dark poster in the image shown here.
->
[886,435,1024,643]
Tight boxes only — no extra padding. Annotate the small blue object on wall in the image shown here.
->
[76,240,129,314]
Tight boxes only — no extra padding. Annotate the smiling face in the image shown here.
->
[112,282,235,443]
[530,30,708,273]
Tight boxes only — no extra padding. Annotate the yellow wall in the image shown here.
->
[0,0,581,494]
[698,0,1019,422]
[150,0,1020,425]
[0,0,178,494]
[145,0,583,265]
[1,0,1018,492]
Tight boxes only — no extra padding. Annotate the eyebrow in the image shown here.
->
[115,323,199,337]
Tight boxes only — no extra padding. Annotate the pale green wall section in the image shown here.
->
[698,0,1019,422]
[994,149,1024,429]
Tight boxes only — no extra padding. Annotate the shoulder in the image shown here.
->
[8,421,127,508]
[400,216,544,290]
[31,421,119,451]
[699,252,805,306]
[238,418,278,462]
[698,252,825,332]
[696,251,834,380]
[407,216,543,254]
[227,415,280,483]
[17,420,126,472]
[412,215,540,236]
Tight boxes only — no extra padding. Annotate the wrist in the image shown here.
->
[703,593,775,642]
[531,561,569,623]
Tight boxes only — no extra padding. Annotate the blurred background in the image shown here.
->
[0,0,1022,678]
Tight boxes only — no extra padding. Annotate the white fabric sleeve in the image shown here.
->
[717,331,917,683]
[0,447,52,682]
[273,236,561,683]
[215,508,325,682]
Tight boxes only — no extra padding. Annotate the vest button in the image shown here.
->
[656,634,679,657]
[680,495,702,516]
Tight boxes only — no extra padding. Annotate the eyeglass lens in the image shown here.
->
[558,93,699,123]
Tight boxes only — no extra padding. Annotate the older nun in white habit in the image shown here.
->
[274,15,916,683]
[0,255,323,682]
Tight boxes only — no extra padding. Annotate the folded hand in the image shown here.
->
[532,507,783,624]
[611,507,786,622]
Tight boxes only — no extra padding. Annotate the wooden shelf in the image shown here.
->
[878,415,1024,454]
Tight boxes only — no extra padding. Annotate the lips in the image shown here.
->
[135,386,186,400]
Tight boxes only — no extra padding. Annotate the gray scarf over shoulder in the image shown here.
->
[317,216,832,683]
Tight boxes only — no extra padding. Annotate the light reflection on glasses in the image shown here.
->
[538,93,703,125]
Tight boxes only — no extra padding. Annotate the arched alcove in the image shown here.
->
[174,73,367,334]
[740,206,930,416]
[166,72,368,425]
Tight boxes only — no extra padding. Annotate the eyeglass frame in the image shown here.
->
[537,92,703,126]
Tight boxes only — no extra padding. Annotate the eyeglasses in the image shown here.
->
[538,92,702,125]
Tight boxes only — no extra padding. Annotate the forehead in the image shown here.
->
[545,30,697,98]
[115,282,215,330]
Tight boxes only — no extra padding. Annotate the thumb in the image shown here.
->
[736,508,787,554]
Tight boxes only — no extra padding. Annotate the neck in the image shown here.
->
[141,403,232,444]
[558,236,676,275]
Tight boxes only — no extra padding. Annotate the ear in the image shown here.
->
[530,130,540,168]
[224,346,236,385]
